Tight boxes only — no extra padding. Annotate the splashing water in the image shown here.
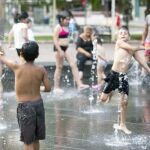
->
[104,134,149,149]
[113,101,121,140]
[104,135,131,147]
[87,38,98,106]
[0,73,5,81]
[0,123,7,130]
[128,61,142,85]
[63,66,71,87]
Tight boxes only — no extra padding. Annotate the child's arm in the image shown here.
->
[40,67,51,92]
[117,40,144,53]
[0,52,17,71]
[77,47,92,58]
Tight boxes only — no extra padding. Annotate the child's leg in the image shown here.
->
[141,55,150,75]
[92,65,105,91]
[24,142,35,150]
[99,92,112,103]
[97,65,106,86]
[34,140,39,150]
[24,141,39,150]
[118,94,131,134]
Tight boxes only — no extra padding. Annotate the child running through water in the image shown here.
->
[92,38,108,91]
[99,26,150,134]
[0,41,51,150]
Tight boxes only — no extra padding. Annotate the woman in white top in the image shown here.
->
[27,18,35,41]
[8,12,29,56]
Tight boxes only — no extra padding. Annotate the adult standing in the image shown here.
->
[76,26,93,80]
[27,18,35,41]
[53,11,89,93]
[8,12,29,57]
[141,8,150,72]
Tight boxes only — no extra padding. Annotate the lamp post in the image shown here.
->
[82,0,87,25]
[52,0,56,31]
[111,0,116,42]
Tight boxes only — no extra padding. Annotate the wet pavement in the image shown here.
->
[0,42,150,150]
[0,83,150,150]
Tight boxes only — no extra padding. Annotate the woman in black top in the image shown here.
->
[76,25,93,80]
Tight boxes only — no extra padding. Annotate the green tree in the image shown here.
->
[121,0,133,29]
[90,0,101,11]
[145,0,150,16]
[16,0,52,12]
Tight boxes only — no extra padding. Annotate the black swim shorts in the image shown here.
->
[103,70,129,95]
[53,45,68,52]
[17,99,45,145]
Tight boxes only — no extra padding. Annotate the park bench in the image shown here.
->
[78,25,111,43]
[93,25,111,43]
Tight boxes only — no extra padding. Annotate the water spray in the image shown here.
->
[91,38,97,86]
[88,38,98,105]
[113,102,121,135]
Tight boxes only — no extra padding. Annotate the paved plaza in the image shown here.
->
[3,42,144,65]
[0,41,150,150]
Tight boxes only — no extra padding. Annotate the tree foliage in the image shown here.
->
[145,0,150,16]
[16,0,52,11]
[90,0,101,11]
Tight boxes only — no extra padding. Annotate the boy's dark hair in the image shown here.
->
[120,25,130,35]
[19,12,28,21]
[21,41,39,62]
[57,11,69,24]
[120,25,128,31]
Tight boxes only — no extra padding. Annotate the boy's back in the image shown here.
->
[0,41,51,149]
[15,63,48,102]
[0,41,50,102]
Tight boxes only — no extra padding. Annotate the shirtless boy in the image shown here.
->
[99,26,150,134]
[0,41,51,150]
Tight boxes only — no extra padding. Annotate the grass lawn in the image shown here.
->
[35,35,53,42]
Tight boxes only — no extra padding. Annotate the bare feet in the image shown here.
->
[53,88,64,95]
[92,84,101,91]
[113,124,132,134]
[105,96,111,103]
[78,84,89,91]
[98,98,108,104]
